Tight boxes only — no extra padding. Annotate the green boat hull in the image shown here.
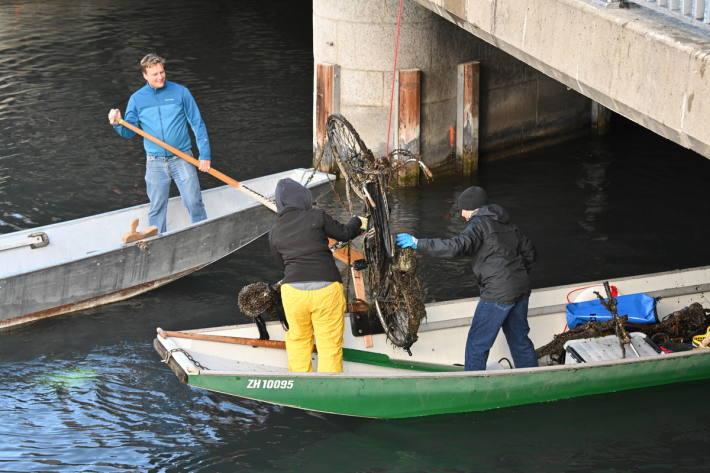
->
[154,266,710,418]
[184,350,710,419]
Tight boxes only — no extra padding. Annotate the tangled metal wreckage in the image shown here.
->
[538,299,710,364]
[325,114,433,354]
[238,114,432,354]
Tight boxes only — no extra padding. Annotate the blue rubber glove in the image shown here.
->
[396,233,418,249]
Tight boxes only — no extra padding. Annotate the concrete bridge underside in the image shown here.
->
[414,0,710,159]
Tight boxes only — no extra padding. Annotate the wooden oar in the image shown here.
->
[157,327,290,350]
[117,119,276,211]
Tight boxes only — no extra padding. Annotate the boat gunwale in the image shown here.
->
[0,169,332,279]
[0,167,322,238]
[0,205,268,281]
[163,264,710,333]
[154,333,710,380]
[0,175,258,239]
[423,281,710,331]
[424,264,710,311]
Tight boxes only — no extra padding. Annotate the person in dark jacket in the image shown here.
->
[395,186,538,371]
[269,178,362,373]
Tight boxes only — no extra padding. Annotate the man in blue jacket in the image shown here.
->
[108,53,210,233]
[396,186,538,371]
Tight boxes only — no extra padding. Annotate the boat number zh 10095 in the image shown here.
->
[246,379,294,390]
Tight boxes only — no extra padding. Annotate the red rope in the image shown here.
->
[385,0,404,156]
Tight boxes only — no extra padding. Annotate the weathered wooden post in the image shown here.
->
[456,61,480,175]
[395,69,421,186]
[591,101,612,136]
[314,63,340,172]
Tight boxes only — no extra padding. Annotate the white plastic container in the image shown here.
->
[564,332,661,364]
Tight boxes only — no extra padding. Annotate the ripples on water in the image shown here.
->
[0,348,299,471]
[1,0,710,472]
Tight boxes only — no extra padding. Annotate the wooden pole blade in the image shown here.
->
[117,119,276,211]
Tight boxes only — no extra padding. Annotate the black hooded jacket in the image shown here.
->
[269,178,361,284]
[417,204,537,303]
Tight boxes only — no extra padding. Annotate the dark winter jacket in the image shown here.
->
[269,178,361,284]
[417,204,536,303]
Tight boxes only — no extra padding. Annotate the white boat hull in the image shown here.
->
[0,169,333,330]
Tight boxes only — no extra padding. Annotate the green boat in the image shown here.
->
[154,265,710,419]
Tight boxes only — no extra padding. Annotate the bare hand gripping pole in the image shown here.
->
[117,119,277,212]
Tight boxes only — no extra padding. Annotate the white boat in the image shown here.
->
[0,168,333,330]
[154,265,710,418]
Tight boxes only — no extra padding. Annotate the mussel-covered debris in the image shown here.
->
[370,248,427,351]
[237,282,278,318]
[537,302,710,363]
[237,282,288,335]
[326,113,431,353]
[536,318,620,363]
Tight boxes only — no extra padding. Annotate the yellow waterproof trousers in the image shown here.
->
[281,282,346,373]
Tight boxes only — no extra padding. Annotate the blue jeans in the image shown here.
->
[145,155,207,233]
[464,299,538,371]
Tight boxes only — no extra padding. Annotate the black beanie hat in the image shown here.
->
[457,186,488,211]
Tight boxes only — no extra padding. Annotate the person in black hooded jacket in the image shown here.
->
[395,186,538,371]
[269,178,362,373]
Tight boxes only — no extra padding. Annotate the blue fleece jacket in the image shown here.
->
[113,80,211,160]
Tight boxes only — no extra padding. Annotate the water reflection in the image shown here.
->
[576,150,611,237]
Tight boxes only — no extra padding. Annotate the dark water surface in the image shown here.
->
[2,1,710,472]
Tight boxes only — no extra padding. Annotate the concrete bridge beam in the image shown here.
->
[413,0,710,159]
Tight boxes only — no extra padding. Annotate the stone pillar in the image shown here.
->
[456,61,480,175]
[313,63,340,172]
[313,0,436,159]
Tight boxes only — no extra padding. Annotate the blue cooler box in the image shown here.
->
[566,293,657,329]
